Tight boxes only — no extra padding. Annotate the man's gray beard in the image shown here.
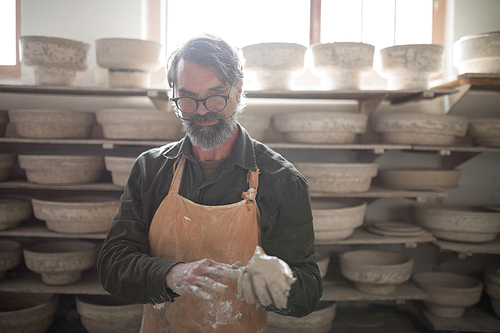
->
[182,111,238,151]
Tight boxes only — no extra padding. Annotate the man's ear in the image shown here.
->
[236,79,243,102]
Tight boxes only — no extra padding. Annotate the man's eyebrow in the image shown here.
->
[178,84,227,94]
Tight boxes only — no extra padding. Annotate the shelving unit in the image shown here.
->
[1,80,499,332]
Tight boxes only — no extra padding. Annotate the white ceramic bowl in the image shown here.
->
[95,38,162,88]
[96,109,183,140]
[294,162,378,193]
[377,169,461,190]
[0,154,16,181]
[311,42,375,90]
[0,110,8,137]
[8,109,96,139]
[76,295,143,333]
[0,196,33,231]
[0,293,59,333]
[412,271,483,318]
[312,199,367,241]
[340,250,414,295]
[267,301,336,333]
[19,36,90,86]
[242,43,307,90]
[370,112,469,145]
[454,31,500,74]
[413,203,500,243]
[273,112,368,144]
[31,194,121,234]
[0,240,22,280]
[104,156,136,188]
[23,240,98,285]
[18,155,105,185]
[379,44,444,89]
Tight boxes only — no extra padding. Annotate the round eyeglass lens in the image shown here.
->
[177,98,197,112]
[205,96,226,112]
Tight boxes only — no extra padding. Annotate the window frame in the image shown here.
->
[0,0,21,78]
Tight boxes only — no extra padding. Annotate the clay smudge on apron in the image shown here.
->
[206,300,243,329]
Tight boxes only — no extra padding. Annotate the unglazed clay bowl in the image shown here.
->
[311,42,375,90]
[454,31,500,74]
[237,113,271,142]
[0,154,16,181]
[95,38,162,88]
[242,43,307,90]
[273,112,368,144]
[18,155,105,185]
[19,36,90,86]
[104,156,136,188]
[379,44,444,89]
[412,272,483,318]
[339,250,414,295]
[0,110,8,137]
[23,240,98,285]
[312,199,367,241]
[413,203,500,243]
[377,169,461,190]
[469,118,500,147]
[0,195,33,231]
[0,292,59,333]
[0,240,22,280]
[484,266,500,318]
[370,112,469,145]
[96,108,183,140]
[267,301,336,333]
[317,253,331,279]
[76,295,143,333]
[8,109,96,139]
[31,194,121,234]
[295,162,378,193]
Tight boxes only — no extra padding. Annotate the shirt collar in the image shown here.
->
[162,122,257,171]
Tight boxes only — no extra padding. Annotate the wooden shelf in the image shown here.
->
[433,237,500,259]
[321,281,427,302]
[315,227,435,248]
[0,268,108,295]
[0,219,107,239]
[0,180,123,192]
[310,186,448,202]
[432,73,500,91]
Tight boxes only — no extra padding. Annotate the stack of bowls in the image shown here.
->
[31,194,121,234]
[0,240,22,280]
[378,44,444,90]
[23,240,98,285]
[104,156,137,188]
[242,43,307,90]
[312,199,367,241]
[76,295,144,333]
[310,42,375,90]
[19,36,90,86]
[0,196,33,231]
[267,301,336,333]
[272,112,368,144]
[412,271,483,318]
[468,118,500,148]
[370,112,469,145]
[339,250,414,295]
[453,31,500,75]
[96,109,183,140]
[95,38,162,88]
[0,292,59,333]
[484,266,500,318]
[294,162,378,193]
[0,154,16,181]
[8,109,96,139]
[413,203,500,243]
[18,155,105,185]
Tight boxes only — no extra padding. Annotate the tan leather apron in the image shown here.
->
[140,156,268,333]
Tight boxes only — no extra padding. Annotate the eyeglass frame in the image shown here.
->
[170,79,237,114]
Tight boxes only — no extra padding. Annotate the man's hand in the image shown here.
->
[166,258,242,302]
[237,246,296,309]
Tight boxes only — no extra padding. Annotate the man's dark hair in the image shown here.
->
[167,34,244,88]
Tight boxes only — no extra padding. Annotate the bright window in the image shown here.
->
[0,0,17,66]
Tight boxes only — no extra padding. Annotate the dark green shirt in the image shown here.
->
[97,124,323,317]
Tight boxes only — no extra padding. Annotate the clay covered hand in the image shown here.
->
[237,246,296,309]
[166,258,242,302]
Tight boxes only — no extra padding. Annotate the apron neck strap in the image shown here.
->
[169,155,186,194]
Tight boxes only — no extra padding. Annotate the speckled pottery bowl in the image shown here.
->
[0,195,33,231]
[454,31,500,74]
[104,156,136,188]
[267,301,337,333]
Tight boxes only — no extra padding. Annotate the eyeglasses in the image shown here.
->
[170,79,236,114]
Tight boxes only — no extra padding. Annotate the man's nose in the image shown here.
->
[195,100,210,116]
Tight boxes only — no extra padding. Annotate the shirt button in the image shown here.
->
[195,190,200,195]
